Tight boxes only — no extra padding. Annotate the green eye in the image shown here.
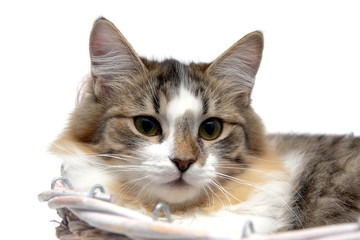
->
[134,116,161,137]
[199,118,222,140]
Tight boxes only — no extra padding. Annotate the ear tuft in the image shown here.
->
[207,31,264,102]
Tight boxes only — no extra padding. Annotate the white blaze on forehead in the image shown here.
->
[166,86,203,125]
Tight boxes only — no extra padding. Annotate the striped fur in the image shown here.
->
[269,134,360,229]
[50,17,360,234]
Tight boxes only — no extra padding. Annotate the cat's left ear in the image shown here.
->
[89,17,147,96]
[207,31,264,105]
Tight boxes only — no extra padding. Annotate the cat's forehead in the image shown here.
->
[146,59,208,122]
[144,58,208,91]
[166,85,203,124]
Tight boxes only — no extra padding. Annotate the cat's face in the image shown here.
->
[56,18,267,208]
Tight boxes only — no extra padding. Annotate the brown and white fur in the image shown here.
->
[51,17,360,236]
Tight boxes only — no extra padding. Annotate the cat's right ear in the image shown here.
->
[206,31,264,105]
[89,17,146,96]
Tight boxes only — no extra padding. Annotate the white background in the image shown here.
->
[1,1,359,239]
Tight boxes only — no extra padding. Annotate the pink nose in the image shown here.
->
[170,158,196,173]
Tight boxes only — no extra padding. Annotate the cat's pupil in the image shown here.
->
[142,119,155,133]
[204,122,215,135]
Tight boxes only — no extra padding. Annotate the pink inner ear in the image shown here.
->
[90,22,122,57]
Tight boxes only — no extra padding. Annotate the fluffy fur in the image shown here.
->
[51,17,360,236]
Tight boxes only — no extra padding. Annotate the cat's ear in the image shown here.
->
[89,17,146,96]
[207,31,263,105]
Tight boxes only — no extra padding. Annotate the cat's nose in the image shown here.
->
[170,158,195,173]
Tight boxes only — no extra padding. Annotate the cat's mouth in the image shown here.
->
[167,177,189,188]
[155,175,200,203]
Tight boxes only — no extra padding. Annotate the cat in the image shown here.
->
[50,17,360,236]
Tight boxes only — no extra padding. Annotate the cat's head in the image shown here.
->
[53,17,272,210]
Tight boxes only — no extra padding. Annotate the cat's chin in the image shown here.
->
[153,180,201,204]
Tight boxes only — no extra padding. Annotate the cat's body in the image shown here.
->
[51,17,360,236]
[270,134,360,229]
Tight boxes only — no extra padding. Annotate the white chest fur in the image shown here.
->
[172,179,292,236]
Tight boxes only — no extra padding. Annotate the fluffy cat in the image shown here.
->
[51,17,360,236]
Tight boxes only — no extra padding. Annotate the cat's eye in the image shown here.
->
[134,116,161,137]
[199,118,222,141]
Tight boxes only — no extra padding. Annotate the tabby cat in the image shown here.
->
[51,17,360,235]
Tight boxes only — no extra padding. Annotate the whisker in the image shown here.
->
[202,186,212,210]
[205,184,225,209]
[214,163,305,203]
[97,155,140,163]
[135,180,154,199]
[97,153,143,161]
[210,178,259,216]
[213,178,246,206]
[209,179,232,207]
[215,172,303,227]
[206,184,216,212]
[116,175,152,199]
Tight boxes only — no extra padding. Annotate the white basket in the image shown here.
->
[38,177,360,240]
